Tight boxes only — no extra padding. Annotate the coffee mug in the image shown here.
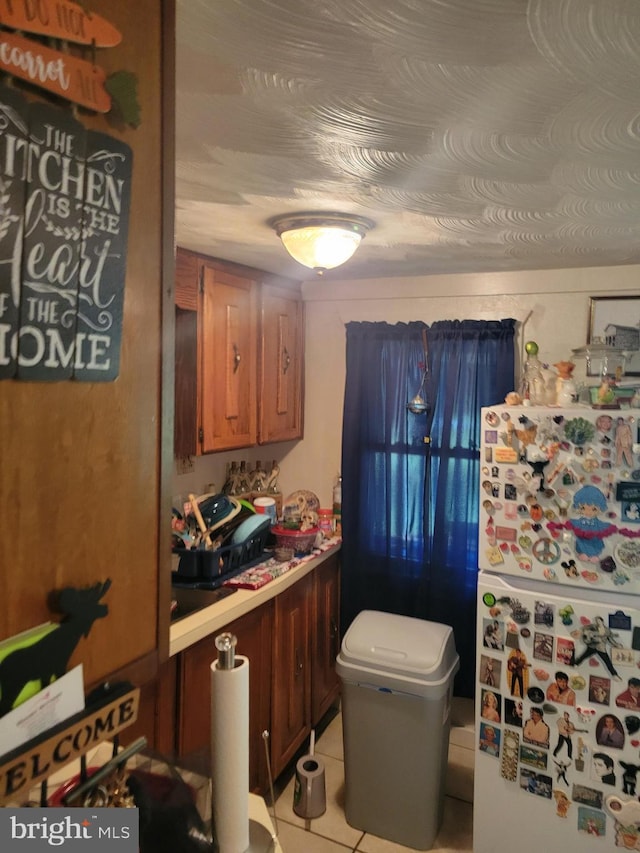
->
[293,755,326,819]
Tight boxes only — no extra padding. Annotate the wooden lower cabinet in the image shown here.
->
[171,554,341,794]
[177,602,273,793]
[311,553,341,724]
[270,575,312,778]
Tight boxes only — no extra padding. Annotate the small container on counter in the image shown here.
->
[318,508,334,538]
[253,495,277,523]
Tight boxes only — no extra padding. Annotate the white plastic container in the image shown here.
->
[253,495,277,523]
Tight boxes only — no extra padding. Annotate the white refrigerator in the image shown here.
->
[474,404,640,852]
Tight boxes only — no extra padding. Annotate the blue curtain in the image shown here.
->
[341,318,515,697]
[423,319,515,696]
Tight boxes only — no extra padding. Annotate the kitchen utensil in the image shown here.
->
[189,493,212,548]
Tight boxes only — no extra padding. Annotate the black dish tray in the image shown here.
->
[172,525,271,586]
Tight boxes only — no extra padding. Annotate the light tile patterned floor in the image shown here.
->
[268,698,474,852]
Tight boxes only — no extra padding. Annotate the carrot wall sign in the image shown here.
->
[0,1,139,125]
[0,0,122,46]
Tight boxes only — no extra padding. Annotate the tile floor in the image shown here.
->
[267,697,475,852]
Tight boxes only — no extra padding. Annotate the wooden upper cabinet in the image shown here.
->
[173,249,304,455]
[201,263,258,452]
[258,285,304,444]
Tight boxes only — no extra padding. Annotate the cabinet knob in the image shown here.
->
[282,346,291,374]
[233,343,241,373]
[295,647,303,675]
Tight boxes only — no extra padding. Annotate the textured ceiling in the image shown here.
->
[175,0,640,281]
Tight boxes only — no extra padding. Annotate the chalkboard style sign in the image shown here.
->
[0,86,27,380]
[76,131,132,382]
[0,86,132,381]
[18,102,87,381]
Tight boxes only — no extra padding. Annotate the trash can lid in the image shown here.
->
[339,610,458,684]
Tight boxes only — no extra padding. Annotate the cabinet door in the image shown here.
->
[271,575,311,777]
[175,248,199,311]
[122,656,178,757]
[312,554,341,724]
[259,285,304,444]
[174,306,198,458]
[177,602,273,793]
[201,264,257,452]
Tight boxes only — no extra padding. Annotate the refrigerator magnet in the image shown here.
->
[532,538,560,564]
[486,546,504,566]
[479,721,500,757]
[553,789,571,818]
[606,796,640,849]
[527,686,545,704]
[618,761,640,795]
[609,610,632,631]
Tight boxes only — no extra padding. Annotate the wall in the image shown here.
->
[286,263,640,506]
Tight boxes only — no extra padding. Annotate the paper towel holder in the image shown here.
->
[212,633,277,852]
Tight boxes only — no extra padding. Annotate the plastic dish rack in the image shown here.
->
[172,525,270,585]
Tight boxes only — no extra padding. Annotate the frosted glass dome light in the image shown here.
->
[270,213,375,273]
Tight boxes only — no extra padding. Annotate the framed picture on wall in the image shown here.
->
[587,296,640,377]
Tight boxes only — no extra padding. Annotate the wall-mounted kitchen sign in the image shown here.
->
[0,85,132,381]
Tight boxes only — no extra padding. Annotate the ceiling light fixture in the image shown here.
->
[269,212,375,274]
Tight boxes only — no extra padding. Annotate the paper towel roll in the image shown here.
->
[211,655,250,853]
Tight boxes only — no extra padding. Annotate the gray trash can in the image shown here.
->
[336,610,460,850]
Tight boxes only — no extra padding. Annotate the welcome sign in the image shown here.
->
[0,84,132,381]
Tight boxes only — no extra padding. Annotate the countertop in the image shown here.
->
[170,539,341,657]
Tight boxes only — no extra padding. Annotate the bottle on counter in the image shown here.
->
[332,474,342,537]
[237,461,251,495]
[318,508,334,539]
[267,460,280,494]
[222,461,238,494]
[250,460,267,492]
